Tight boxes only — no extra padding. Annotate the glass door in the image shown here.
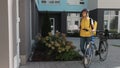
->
[50,18,55,35]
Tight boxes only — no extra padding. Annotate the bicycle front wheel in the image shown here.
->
[83,44,94,68]
[99,40,108,61]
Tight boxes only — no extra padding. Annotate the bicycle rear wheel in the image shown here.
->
[83,43,94,68]
[99,40,108,61]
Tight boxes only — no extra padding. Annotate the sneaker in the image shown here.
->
[84,57,88,64]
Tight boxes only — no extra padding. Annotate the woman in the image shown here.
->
[79,9,94,55]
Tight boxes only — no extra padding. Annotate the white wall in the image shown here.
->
[88,0,120,10]
[88,0,98,10]
[98,0,120,9]
[0,0,9,68]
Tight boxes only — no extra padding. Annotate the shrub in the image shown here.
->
[56,49,80,61]
[34,32,81,61]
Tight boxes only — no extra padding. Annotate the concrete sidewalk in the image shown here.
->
[20,37,120,68]
[67,37,120,49]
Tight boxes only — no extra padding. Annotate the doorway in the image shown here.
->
[50,18,55,35]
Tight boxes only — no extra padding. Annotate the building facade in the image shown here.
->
[35,0,87,34]
[0,0,33,68]
[3,0,120,68]
[88,0,120,33]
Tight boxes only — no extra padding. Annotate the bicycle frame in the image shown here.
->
[83,30,108,68]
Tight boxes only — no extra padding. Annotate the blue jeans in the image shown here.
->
[91,36,95,44]
[80,37,91,55]
[91,36,97,50]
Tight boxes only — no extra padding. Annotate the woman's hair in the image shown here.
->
[81,9,89,17]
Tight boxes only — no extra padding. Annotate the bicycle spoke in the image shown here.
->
[99,41,108,61]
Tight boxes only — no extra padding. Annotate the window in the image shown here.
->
[104,20,108,29]
[75,21,79,25]
[105,11,118,16]
[76,13,77,16]
[67,0,84,5]
[80,2,84,4]
[67,13,71,16]
[80,0,85,4]
[41,0,47,3]
[41,0,60,4]
[49,0,60,4]
[55,0,60,3]
[49,0,54,4]
[68,21,72,25]
[104,10,119,32]
[104,11,109,15]
[110,16,118,31]
[76,13,80,16]
[110,11,118,15]
[115,11,118,15]
[67,13,81,33]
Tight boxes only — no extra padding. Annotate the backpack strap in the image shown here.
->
[89,18,94,29]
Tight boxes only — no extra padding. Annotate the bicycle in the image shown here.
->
[97,31,108,61]
[83,30,108,68]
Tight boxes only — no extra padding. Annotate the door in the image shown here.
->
[50,18,55,35]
